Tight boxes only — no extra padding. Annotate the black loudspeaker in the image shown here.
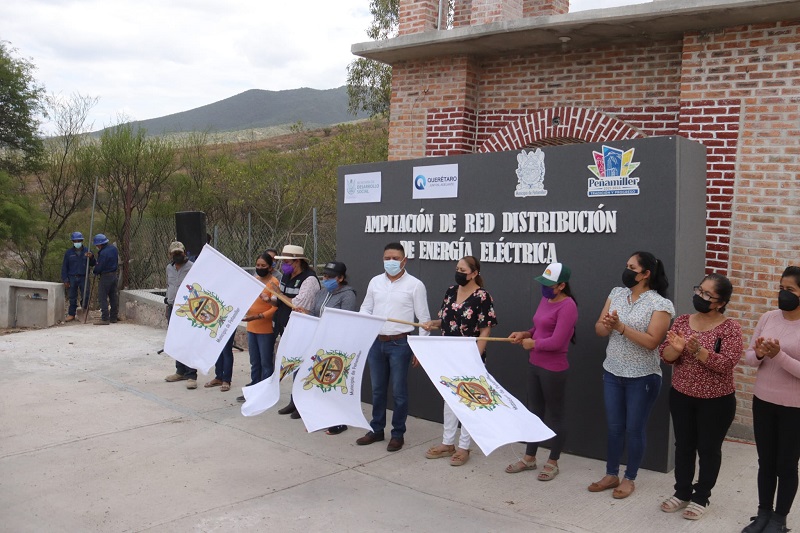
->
[175,211,207,260]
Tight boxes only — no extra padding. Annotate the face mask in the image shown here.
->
[255,268,270,278]
[281,262,295,276]
[778,289,800,311]
[172,253,186,264]
[384,259,402,277]
[692,294,713,314]
[622,268,639,288]
[322,278,339,293]
[454,271,469,286]
[73,242,82,249]
[541,285,557,299]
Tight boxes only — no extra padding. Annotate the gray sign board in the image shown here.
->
[337,136,707,472]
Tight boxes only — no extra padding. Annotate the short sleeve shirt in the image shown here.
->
[603,286,675,378]
[438,285,498,337]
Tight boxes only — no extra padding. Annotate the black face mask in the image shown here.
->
[622,268,639,288]
[779,289,800,311]
[692,294,713,314]
[172,253,186,264]
[455,271,469,287]
[255,268,270,278]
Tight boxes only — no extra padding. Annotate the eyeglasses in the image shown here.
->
[693,286,720,302]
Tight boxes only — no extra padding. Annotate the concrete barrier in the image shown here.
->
[0,278,66,328]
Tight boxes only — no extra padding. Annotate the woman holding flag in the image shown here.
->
[506,262,578,481]
[422,256,497,467]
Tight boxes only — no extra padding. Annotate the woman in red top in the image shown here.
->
[658,273,742,520]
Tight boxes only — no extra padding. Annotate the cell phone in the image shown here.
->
[714,337,722,353]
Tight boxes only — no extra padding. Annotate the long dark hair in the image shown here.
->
[560,281,578,344]
[460,256,484,287]
[632,251,669,297]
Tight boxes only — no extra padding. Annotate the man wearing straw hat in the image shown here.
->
[356,242,431,452]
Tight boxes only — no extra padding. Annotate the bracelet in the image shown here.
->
[691,346,701,356]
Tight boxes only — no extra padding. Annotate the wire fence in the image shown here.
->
[128,209,336,290]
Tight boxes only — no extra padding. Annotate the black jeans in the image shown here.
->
[525,363,567,460]
[166,304,197,379]
[97,272,118,321]
[669,388,735,506]
[753,395,800,517]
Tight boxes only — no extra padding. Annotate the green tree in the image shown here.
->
[346,0,398,117]
[0,41,45,175]
[94,123,178,288]
[0,170,41,277]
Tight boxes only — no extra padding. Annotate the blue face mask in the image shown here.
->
[384,259,402,276]
[541,285,556,299]
[322,278,338,293]
[73,242,83,249]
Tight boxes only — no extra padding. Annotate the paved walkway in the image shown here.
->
[0,322,769,532]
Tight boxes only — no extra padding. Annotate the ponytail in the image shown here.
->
[632,251,669,298]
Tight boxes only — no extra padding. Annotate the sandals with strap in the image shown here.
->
[661,496,689,513]
[450,449,470,467]
[425,445,456,459]
[220,382,231,392]
[505,458,537,473]
[537,463,559,481]
[682,502,708,520]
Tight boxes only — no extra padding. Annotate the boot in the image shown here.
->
[277,396,296,415]
[763,513,789,533]
[743,509,773,533]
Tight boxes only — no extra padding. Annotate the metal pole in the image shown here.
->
[312,207,318,270]
[82,174,100,308]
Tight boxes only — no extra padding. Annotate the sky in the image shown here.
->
[1,0,645,132]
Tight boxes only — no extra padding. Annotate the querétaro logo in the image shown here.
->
[412,164,459,199]
[414,175,427,190]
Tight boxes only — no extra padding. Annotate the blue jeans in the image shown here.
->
[603,370,661,480]
[247,332,275,384]
[67,275,89,316]
[368,337,412,439]
[97,272,118,321]
[214,336,235,382]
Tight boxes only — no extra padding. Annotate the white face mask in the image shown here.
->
[73,242,83,249]
[384,259,402,276]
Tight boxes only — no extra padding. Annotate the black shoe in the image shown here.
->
[356,431,384,445]
[763,515,789,533]
[236,395,245,403]
[110,318,118,323]
[326,425,348,435]
[387,437,404,452]
[743,509,773,533]
[290,410,301,419]
[277,399,296,415]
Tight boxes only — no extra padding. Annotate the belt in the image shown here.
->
[377,333,408,342]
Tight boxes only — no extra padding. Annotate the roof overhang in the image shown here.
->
[352,0,800,64]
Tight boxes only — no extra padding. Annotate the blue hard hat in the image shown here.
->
[70,231,84,241]
[93,234,109,246]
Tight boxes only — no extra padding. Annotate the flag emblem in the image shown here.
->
[175,282,232,338]
[440,375,507,411]
[302,349,355,393]
[280,356,303,381]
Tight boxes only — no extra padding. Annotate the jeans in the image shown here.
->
[166,304,196,379]
[214,336,235,383]
[67,275,88,316]
[525,364,568,460]
[669,388,735,506]
[248,332,276,384]
[603,370,661,480]
[753,395,800,516]
[367,337,412,439]
[97,272,118,321]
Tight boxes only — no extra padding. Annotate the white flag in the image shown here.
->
[292,308,386,433]
[241,312,319,417]
[163,245,263,374]
[408,336,555,456]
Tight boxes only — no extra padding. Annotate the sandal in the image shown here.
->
[220,382,230,392]
[661,496,689,513]
[537,463,559,481]
[682,502,708,520]
[612,479,635,499]
[204,378,223,388]
[505,459,537,473]
[450,449,470,467]
[425,445,456,459]
[588,475,620,492]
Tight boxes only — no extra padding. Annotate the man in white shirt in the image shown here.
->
[356,242,431,452]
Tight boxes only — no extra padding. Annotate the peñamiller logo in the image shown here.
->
[586,145,641,197]
[344,171,382,204]
[412,163,459,199]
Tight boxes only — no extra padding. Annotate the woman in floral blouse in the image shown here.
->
[422,256,498,467]
[659,273,742,521]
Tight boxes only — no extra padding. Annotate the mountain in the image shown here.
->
[115,86,368,136]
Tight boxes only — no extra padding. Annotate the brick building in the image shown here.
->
[353,0,800,436]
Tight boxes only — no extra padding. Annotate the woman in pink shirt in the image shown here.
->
[741,266,800,533]
[505,262,578,481]
[659,273,742,521]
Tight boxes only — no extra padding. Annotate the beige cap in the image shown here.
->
[169,241,186,254]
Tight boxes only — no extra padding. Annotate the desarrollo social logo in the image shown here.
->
[415,175,427,190]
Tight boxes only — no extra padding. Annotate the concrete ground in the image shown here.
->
[0,321,770,533]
